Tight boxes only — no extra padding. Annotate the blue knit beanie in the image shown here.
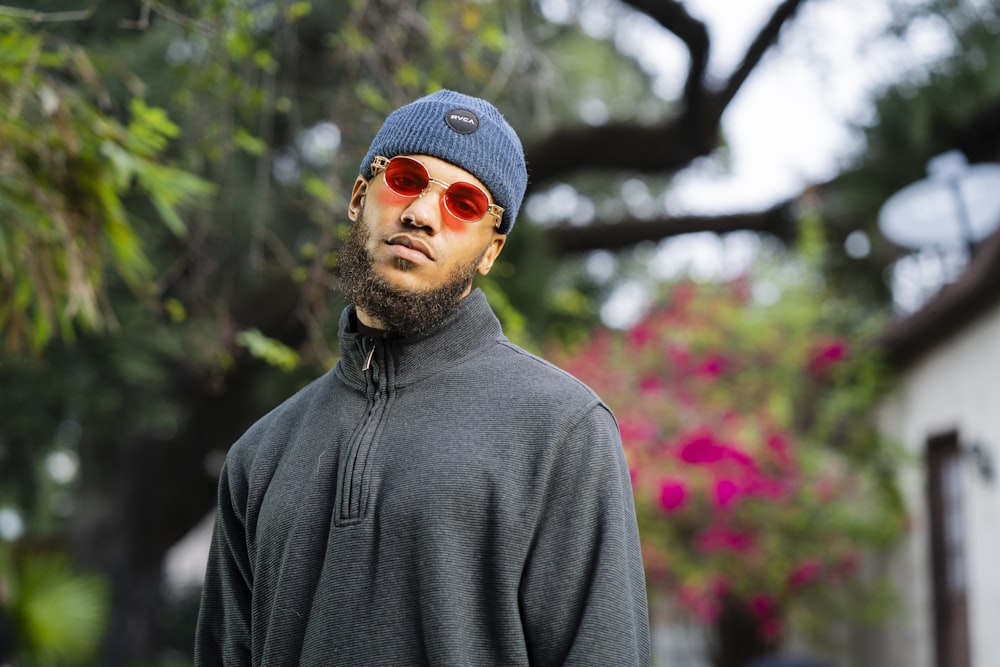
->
[359,90,528,234]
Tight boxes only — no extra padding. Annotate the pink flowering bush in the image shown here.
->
[548,270,907,659]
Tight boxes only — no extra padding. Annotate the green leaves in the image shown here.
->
[236,327,301,371]
[6,552,108,665]
[0,19,212,352]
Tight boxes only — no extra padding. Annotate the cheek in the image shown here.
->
[442,216,469,233]
[373,187,409,209]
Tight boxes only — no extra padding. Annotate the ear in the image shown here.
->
[476,234,507,276]
[348,176,368,221]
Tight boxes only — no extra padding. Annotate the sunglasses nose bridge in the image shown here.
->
[412,177,460,221]
[422,176,451,196]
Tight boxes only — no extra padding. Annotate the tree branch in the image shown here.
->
[544,199,799,255]
[617,0,709,103]
[524,0,815,191]
[717,0,809,108]
[0,5,95,22]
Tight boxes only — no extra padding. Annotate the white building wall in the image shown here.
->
[878,299,1000,667]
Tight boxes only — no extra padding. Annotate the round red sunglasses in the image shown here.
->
[371,155,503,227]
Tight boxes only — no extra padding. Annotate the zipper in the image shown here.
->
[337,335,386,524]
[361,336,377,372]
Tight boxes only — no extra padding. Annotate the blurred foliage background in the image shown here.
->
[0,0,998,664]
[545,212,909,667]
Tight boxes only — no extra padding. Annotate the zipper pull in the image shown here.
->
[362,340,376,371]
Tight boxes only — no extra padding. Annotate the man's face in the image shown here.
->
[340,154,506,333]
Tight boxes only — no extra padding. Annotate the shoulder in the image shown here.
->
[484,340,617,424]
[226,370,338,467]
[483,344,631,490]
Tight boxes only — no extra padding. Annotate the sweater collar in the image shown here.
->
[335,288,504,389]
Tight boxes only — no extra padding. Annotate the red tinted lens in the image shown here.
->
[443,183,489,222]
[382,156,491,222]
[383,157,429,196]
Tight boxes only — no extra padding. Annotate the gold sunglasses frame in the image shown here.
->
[371,156,504,229]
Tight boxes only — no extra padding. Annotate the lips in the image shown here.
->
[386,234,434,262]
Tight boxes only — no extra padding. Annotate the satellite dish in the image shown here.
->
[878,151,1000,250]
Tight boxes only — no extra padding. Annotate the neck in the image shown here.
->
[354,310,387,337]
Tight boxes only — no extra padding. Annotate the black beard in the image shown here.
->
[337,208,484,337]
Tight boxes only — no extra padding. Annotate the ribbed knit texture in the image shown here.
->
[359,90,528,234]
[195,290,651,666]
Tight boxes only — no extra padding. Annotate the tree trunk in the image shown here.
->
[708,595,779,667]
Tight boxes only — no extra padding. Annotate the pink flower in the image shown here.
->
[750,594,776,619]
[639,374,666,395]
[808,339,849,375]
[745,476,791,499]
[678,433,728,464]
[696,526,755,553]
[658,479,688,512]
[696,353,727,378]
[788,559,823,588]
[714,478,741,509]
[766,433,794,467]
[676,432,760,473]
[749,593,783,642]
[627,323,654,348]
[725,446,756,469]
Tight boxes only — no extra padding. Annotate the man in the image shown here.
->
[195,90,651,666]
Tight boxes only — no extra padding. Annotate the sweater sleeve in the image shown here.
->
[194,455,254,666]
[519,404,652,666]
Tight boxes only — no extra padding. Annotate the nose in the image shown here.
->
[400,183,446,233]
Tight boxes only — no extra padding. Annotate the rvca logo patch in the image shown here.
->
[444,108,479,134]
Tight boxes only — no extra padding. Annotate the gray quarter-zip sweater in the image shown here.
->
[195,289,651,666]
